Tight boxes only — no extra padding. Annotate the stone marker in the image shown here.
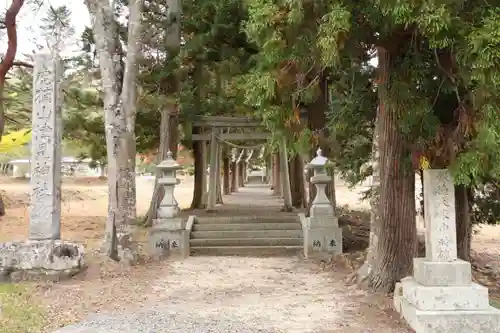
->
[0,53,84,282]
[149,151,189,258]
[300,149,342,258]
[29,53,63,240]
[395,169,500,333]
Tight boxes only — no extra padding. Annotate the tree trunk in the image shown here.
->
[230,160,238,192]
[143,106,178,226]
[242,162,247,187]
[216,173,223,204]
[289,157,299,207]
[0,0,25,141]
[0,193,5,216]
[290,155,305,208]
[357,116,380,284]
[238,162,245,188]
[272,153,281,196]
[455,185,472,261]
[190,57,204,209]
[86,0,128,259]
[368,48,417,293]
[86,0,142,260]
[121,0,142,225]
[223,151,230,195]
[216,144,223,204]
[0,0,25,218]
[191,128,205,209]
[306,72,329,211]
[326,170,337,214]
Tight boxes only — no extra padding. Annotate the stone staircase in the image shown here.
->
[189,214,303,256]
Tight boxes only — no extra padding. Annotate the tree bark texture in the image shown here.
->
[357,116,380,284]
[191,127,205,209]
[242,162,247,187]
[326,170,337,214]
[190,60,205,209]
[290,155,306,208]
[216,144,223,204]
[0,0,24,142]
[238,162,245,188]
[0,193,5,216]
[272,153,281,196]
[0,0,25,217]
[86,0,142,259]
[230,160,238,192]
[455,185,472,261]
[86,0,128,259]
[121,0,142,224]
[223,150,230,195]
[367,48,417,293]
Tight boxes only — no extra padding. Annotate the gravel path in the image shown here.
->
[52,257,408,333]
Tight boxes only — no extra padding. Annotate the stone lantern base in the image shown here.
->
[149,218,189,258]
[300,214,342,258]
[0,240,85,282]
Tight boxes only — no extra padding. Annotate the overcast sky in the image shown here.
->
[0,0,90,60]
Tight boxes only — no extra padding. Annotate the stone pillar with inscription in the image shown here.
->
[29,54,63,240]
[0,53,84,282]
[149,152,189,258]
[394,169,500,333]
[301,149,342,258]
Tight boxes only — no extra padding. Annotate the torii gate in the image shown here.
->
[191,116,292,211]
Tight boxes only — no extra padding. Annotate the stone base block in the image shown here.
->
[149,228,189,259]
[401,278,490,311]
[414,258,472,286]
[309,215,339,229]
[310,204,335,219]
[152,218,185,230]
[304,227,342,258]
[0,240,85,282]
[400,297,500,333]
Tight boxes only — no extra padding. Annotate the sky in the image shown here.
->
[0,0,90,60]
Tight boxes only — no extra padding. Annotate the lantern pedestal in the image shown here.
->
[301,149,342,258]
[149,152,190,259]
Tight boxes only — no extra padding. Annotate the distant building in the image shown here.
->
[7,157,104,178]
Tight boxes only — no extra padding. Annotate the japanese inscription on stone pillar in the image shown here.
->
[423,169,457,262]
[29,53,62,240]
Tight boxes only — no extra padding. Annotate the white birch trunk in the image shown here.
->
[120,0,142,224]
[85,0,142,260]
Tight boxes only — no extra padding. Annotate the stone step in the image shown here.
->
[190,237,302,247]
[192,222,302,231]
[190,245,302,257]
[191,230,302,239]
[194,215,299,224]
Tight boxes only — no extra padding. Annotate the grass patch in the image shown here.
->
[0,283,47,333]
[491,297,500,309]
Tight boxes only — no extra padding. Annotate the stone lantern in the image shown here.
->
[156,151,182,219]
[306,148,334,217]
[301,148,342,257]
[149,151,189,258]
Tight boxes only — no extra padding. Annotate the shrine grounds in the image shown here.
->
[1,175,500,332]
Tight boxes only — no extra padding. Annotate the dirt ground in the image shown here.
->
[1,176,499,332]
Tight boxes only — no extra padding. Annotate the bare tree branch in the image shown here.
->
[12,60,33,68]
[0,0,25,142]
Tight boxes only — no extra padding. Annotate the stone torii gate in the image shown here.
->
[191,116,292,211]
